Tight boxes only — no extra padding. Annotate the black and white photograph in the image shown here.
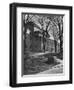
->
[22,13,63,76]
[10,3,72,87]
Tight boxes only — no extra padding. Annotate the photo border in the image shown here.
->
[10,3,72,87]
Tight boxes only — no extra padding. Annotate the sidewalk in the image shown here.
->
[25,51,59,58]
[29,51,50,57]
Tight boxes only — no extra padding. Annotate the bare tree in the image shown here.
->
[47,15,63,53]
[22,14,63,53]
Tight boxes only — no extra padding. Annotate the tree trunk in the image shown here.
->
[43,31,45,52]
[58,23,63,53]
[54,40,57,53]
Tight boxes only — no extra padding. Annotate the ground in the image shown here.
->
[38,61,63,74]
[23,52,63,75]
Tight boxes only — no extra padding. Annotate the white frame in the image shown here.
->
[17,7,70,84]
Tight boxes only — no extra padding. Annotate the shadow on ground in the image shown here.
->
[23,52,63,75]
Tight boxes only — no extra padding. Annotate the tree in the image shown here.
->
[22,14,63,53]
[22,14,35,52]
[47,15,63,53]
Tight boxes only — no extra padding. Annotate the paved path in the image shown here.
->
[25,51,58,57]
[38,63,63,74]
[29,51,50,57]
